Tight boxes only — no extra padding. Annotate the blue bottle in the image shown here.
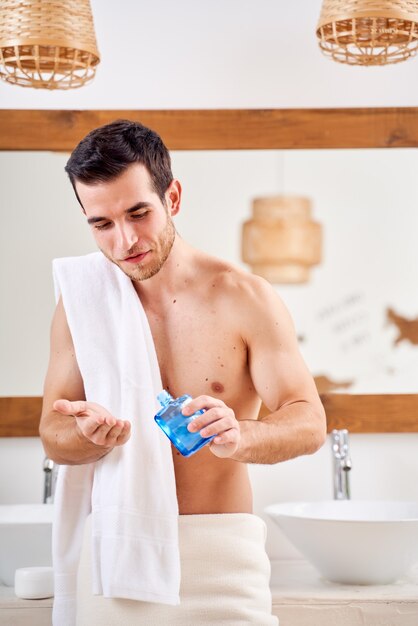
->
[154,390,215,457]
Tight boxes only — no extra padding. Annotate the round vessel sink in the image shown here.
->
[265,500,418,585]
[0,504,53,587]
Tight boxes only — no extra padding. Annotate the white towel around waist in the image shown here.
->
[77,513,279,626]
[51,252,180,626]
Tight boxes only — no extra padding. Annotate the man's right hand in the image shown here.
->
[53,399,131,448]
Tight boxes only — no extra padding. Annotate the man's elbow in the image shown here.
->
[307,404,327,454]
[39,425,56,463]
[39,419,63,464]
[38,421,49,453]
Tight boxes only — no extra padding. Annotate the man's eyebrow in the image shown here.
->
[87,216,106,225]
[87,203,152,225]
[126,202,152,214]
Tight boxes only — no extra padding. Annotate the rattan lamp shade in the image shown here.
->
[316,0,418,65]
[241,196,322,284]
[0,0,100,89]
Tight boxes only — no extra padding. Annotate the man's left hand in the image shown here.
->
[182,395,240,459]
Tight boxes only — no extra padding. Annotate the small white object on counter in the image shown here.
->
[14,566,54,600]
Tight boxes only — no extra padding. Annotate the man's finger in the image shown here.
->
[116,422,131,445]
[54,399,87,416]
[182,395,224,416]
[105,423,124,444]
[89,422,114,444]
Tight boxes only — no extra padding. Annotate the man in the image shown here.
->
[40,120,326,625]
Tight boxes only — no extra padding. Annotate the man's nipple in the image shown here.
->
[211,381,225,394]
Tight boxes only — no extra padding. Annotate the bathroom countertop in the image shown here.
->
[270,559,418,601]
[0,584,53,608]
[0,584,53,626]
[1,561,418,625]
[270,560,418,626]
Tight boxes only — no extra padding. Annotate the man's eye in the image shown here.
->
[132,212,148,219]
[95,222,111,231]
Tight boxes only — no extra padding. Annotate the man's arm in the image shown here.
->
[183,275,326,464]
[233,276,326,463]
[39,298,131,465]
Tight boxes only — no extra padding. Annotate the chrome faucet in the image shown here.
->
[331,429,351,500]
[43,457,58,504]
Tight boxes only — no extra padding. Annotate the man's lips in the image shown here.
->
[123,251,149,263]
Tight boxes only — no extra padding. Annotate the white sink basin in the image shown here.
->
[0,504,53,586]
[265,500,418,585]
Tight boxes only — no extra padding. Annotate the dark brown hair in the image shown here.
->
[64,119,173,206]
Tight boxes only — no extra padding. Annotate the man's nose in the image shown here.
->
[117,224,138,250]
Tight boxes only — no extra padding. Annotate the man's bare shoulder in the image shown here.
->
[197,253,285,312]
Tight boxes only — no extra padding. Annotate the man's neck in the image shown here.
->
[132,236,196,306]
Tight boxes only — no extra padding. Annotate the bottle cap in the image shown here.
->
[157,390,172,406]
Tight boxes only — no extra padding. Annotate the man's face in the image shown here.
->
[75,163,177,282]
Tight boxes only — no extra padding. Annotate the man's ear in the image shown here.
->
[166,179,182,216]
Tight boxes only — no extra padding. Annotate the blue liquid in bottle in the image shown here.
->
[154,390,215,457]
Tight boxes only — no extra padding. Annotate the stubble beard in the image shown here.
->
[101,214,176,282]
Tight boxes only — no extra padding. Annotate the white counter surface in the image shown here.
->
[0,584,53,608]
[0,583,52,626]
[271,560,418,626]
[1,560,418,626]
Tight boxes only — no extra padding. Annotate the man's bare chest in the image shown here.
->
[144,304,249,404]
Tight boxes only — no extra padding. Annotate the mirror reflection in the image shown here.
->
[1,148,418,399]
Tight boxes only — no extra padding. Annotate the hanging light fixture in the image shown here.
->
[0,0,100,89]
[241,196,322,284]
[316,0,418,65]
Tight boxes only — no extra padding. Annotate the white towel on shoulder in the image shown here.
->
[51,252,180,626]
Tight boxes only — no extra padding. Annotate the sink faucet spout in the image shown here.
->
[43,457,58,504]
[331,429,351,500]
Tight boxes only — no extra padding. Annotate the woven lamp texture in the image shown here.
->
[0,0,100,89]
[241,196,322,284]
[317,0,418,65]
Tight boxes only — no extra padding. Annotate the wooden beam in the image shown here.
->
[321,393,418,433]
[2,394,418,437]
[0,397,42,437]
[1,108,418,151]
[257,394,418,433]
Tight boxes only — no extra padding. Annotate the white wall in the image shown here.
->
[1,0,418,108]
[1,2,418,562]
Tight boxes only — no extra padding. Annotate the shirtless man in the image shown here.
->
[40,120,326,625]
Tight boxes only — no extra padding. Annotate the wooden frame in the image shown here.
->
[0,397,42,437]
[1,394,418,437]
[1,107,418,151]
[1,107,418,436]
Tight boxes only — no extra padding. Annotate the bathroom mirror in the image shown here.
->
[2,108,418,435]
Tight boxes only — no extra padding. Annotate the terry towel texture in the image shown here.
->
[51,252,180,626]
[77,513,279,626]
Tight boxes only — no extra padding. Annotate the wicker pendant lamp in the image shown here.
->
[241,196,322,284]
[316,0,418,65]
[0,0,100,89]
